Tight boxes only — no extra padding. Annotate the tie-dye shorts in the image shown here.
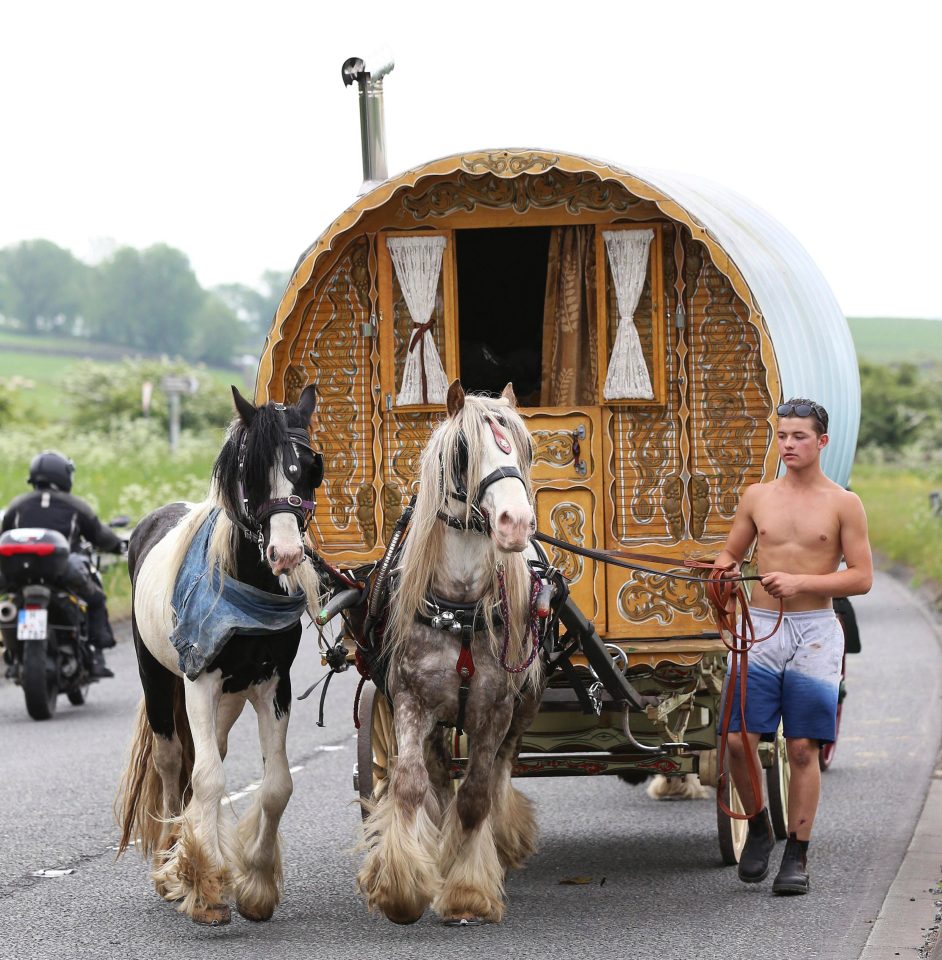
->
[724,606,844,743]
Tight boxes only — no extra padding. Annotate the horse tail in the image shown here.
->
[115,680,194,859]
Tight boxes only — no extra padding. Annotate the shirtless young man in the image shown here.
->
[713,398,872,895]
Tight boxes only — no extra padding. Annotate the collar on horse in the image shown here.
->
[230,404,322,547]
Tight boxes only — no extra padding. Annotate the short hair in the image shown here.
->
[780,397,829,436]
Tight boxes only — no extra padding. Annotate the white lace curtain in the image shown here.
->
[387,236,449,406]
[602,229,655,400]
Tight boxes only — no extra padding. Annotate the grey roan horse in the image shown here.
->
[357,381,546,925]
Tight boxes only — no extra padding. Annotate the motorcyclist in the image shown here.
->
[1,451,124,679]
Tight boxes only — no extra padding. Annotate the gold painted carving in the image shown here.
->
[548,502,585,584]
[689,476,709,540]
[403,170,639,220]
[617,570,712,625]
[382,482,404,544]
[461,151,560,176]
[664,475,684,541]
[355,483,376,550]
[532,429,576,469]
[284,364,306,405]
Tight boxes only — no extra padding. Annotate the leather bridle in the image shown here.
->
[232,413,323,548]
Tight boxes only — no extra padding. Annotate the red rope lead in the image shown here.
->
[688,563,784,820]
[496,562,541,674]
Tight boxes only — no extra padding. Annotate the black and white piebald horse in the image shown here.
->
[116,385,323,925]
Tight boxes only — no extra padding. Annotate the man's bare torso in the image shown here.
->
[748,477,847,612]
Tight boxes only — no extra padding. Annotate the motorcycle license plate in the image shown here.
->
[17,608,48,640]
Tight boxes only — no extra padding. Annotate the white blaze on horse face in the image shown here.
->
[480,425,534,553]
[265,463,304,576]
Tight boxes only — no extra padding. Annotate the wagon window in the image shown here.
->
[595,223,666,405]
[378,229,456,410]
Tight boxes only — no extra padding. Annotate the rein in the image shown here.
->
[535,531,784,821]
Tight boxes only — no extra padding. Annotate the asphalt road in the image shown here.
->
[0,570,938,960]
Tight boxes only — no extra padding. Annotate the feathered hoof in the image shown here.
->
[236,901,274,923]
[384,904,426,925]
[435,885,504,925]
[191,902,231,926]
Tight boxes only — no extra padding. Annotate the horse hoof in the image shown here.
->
[191,903,231,926]
[443,915,482,927]
[237,903,273,922]
[385,907,424,925]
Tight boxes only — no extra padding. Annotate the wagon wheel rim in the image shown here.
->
[717,759,748,865]
[766,723,791,840]
[371,691,397,799]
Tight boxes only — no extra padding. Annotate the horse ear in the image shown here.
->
[501,382,518,408]
[446,379,465,417]
[297,383,318,424]
[231,385,257,426]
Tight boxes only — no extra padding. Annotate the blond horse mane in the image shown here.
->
[387,394,540,690]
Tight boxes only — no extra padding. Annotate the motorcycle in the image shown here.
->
[0,519,129,720]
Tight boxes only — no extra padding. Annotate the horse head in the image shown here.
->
[218,384,322,577]
[443,379,535,553]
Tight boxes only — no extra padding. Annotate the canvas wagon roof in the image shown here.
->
[271,149,859,487]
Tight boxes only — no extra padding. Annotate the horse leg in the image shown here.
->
[154,671,235,926]
[357,693,442,924]
[425,727,455,826]
[116,626,190,902]
[490,688,541,873]
[233,679,292,922]
[435,722,508,924]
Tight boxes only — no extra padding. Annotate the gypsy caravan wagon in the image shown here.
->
[254,61,859,864]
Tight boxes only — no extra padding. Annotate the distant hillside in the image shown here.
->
[847,316,942,365]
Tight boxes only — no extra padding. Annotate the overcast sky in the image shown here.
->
[3,0,940,319]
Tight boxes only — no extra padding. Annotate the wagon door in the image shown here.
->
[522,406,607,630]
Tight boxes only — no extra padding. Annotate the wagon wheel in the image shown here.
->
[356,685,397,821]
[765,724,790,839]
[819,654,847,771]
[716,759,748,865]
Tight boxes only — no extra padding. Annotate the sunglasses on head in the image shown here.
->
[777,401,826,425]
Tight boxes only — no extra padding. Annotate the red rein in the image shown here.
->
[688,563,784,819]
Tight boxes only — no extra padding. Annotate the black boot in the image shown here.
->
[89,648,114,679]
[773,833,810,895]
[738,807,775,882]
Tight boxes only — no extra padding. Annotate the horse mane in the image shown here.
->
[387,393,540,690]
[157,401,323,614]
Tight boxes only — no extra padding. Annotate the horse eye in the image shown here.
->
[493,415,506,426]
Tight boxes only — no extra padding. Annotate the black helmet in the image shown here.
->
[28,451,75,492]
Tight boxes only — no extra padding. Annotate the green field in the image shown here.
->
[847,316,942,365]
[0,331,252,420]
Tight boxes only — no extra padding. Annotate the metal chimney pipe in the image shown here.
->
[342,54,395,194]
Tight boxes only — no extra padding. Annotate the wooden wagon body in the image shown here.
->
[256,148,859,792]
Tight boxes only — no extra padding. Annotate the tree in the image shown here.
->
[0,240,89,334]
[87,244,204,353]
[857,361,942,452]
[188,295,243,366]
[213,269,289,344]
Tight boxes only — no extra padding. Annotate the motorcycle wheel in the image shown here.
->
[23,642,58,720]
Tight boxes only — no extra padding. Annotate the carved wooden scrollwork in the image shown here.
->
[403,170,640,220]
[355,483,376,550]
[664,475,684,541]
[284,364,306,406]
[461,151,560,176]
[617,570,712,625]
[532,429,576,469]
[382,482,404,544]
[548,502,585,584]
[689,475,710,540]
